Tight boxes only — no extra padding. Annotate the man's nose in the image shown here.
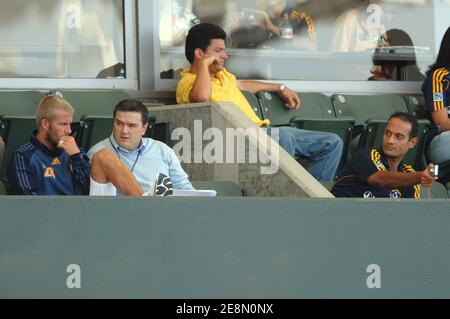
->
[387,136,395,144]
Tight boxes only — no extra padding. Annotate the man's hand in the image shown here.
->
[420,163,438,188]
[280,87,301,109]
[201,54,220,68]
[57,136,80,156]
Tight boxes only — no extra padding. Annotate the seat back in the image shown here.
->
[332,94,409,125]
[191,181,244,196]
[241,90,264,120]
[0,116,36,189]
[148,121,172,147]
[78,115,114,151]
[256,91,335,125]
[332,94,409,158]
[404,95,427,119]
[256,92,353,174]
[54,90,132,121]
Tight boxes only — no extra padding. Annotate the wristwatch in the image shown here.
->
[279,84,286,92]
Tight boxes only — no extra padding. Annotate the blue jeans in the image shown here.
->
[264,126,343,181]
[428,131,450,164]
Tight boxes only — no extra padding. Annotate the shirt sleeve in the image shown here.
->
[423,68,450,113]
[176,73,196,104]
[348,148,385,182]
[70,150,91,195]
[7,151,38,195]
[166,147,194,190]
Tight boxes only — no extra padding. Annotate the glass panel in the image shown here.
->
[0,0,125,79]
[158,0,450,82]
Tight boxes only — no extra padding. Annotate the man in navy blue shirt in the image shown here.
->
[331,112,436,199]
[8,95,90,195]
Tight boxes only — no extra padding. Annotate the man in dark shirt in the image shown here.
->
[331,112,436,198]
[7,95,90,195]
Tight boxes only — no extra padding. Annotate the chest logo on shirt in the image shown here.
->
[433,92,444,102]
[44,167,56,178]
[371,151,386,171]
[363,191,375,199]
[390,189,401,199]
[52,158,61,165]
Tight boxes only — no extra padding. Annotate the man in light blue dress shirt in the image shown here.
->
[87,99,194,195]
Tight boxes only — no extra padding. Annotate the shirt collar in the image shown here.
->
[377,147,405,172]
[109,134,146,155]
[31,130,63,157]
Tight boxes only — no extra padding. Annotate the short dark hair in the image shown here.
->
[113,99,148,125]
[388,112,418,139]
[185,23,227,64]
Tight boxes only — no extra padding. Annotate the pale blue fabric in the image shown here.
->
[263,126,343,181]
[87,134,194,193]
[427,131,450,164]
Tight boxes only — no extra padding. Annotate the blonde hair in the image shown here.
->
[36,95,74,127]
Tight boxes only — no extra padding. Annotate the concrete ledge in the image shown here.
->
[0,196,449,298]
[148,102,332,198]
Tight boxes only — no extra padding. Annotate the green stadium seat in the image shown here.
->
[191,181,244,196]
[404,95,427,119]
[255,91,354,172]
[241,90,264,119]
[77,115,113,151]
[148,120,172,147]
[0,91,44,190]
[332,94,409,125]
[257,91,336,125]
[0,116,36,192]
[331,94,410,157]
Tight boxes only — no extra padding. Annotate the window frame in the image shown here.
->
[147,0,432,94]
[0,0,137,90]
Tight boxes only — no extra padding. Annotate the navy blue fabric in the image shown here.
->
[331,147,418,199]
[7,131,90,195]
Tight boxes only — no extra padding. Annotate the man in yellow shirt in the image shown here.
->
[176,23,343,181]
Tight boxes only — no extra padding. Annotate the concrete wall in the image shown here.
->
[148,102,332,198]
[0,196,449,298]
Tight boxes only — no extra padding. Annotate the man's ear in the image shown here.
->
[194,48,204,60]
[41,118,50,131]
[408,136,418,149]
[142,122,149,136]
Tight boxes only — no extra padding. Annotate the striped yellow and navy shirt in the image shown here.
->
[331,147,420,199]
[422,67,450,118]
